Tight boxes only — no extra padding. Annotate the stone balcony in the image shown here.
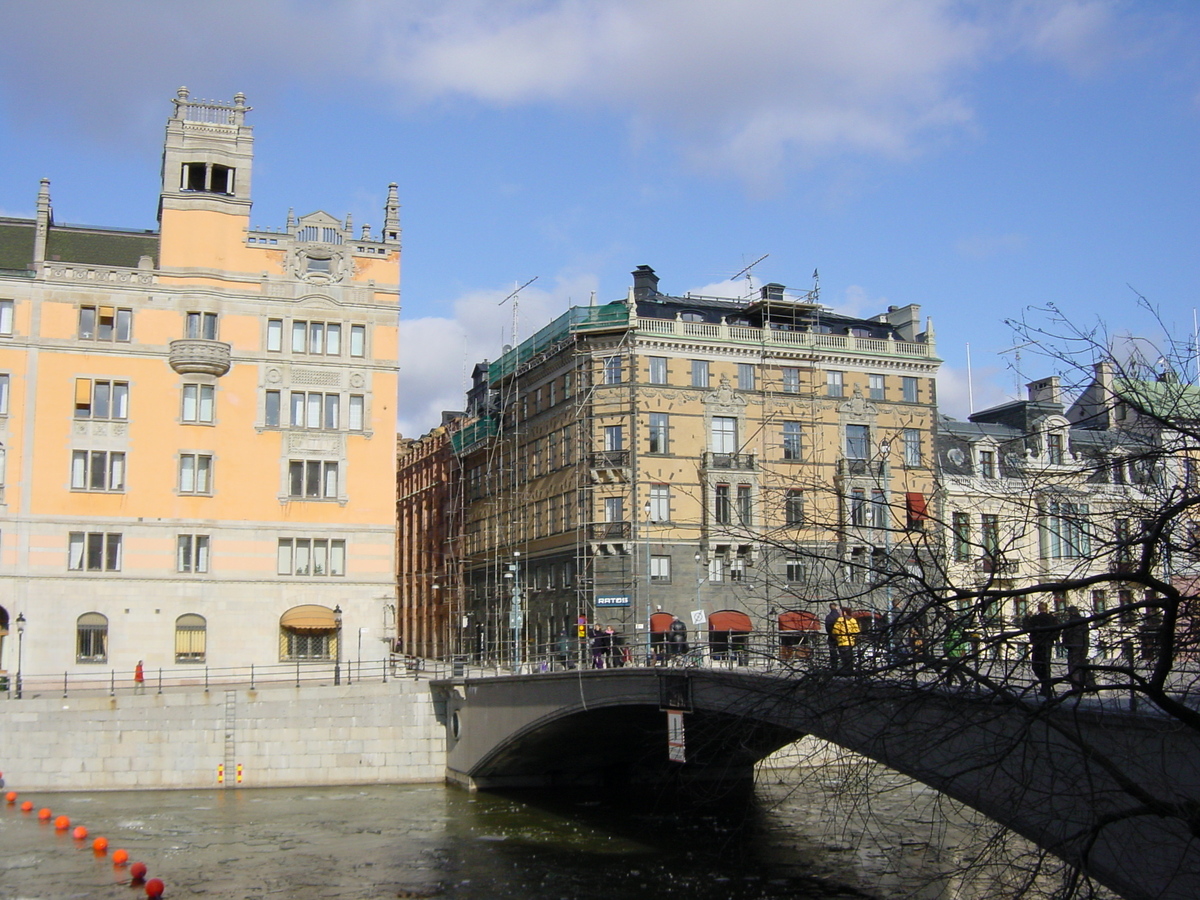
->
[169,339,232,376]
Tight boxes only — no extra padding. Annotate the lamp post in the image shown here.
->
[643,501,653,664]
[507,551,523,671]
[333,604,343,685]
[694,551,703,651]
[15,612,25,700]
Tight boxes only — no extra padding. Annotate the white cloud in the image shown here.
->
[954,232,1029,260]
[397,272,598,436]
[937,363,1012,421]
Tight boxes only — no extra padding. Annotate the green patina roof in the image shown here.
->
[1116,377,1200,423]
[0,217,158,272]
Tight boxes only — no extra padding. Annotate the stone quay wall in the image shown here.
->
[0,680,447,792]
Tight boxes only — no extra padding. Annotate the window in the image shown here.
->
[290,392,340,429]
[715,484,731,525]
[604,424,624,452]
[648,413,669,454]
[953,513,971,561]
[181,383,214,423]
[729,558,746,581]
[76,613,108,663]
[850,488,866,527]
[69,532,122,572]
[979,450,996,479]
[277,538,346,576]
[785,489,805,526]
[265,390,281,427]
[1042,501,1091,558]
[185,312,218,340]
[906,492,929,530]
[845,424,870,460]
[827,370,844,398]
[74,379,129,420]
[71,450,125,491]
[650,555,671,582]
[291,320,343,355]
[782,422,802,460]
[177,534,210,573]
[1047,432,1064,465]
[181,162,233,194]
[871,489,888,529]
[350,324,366,357]
[649,357,668,384]
[710,416,737,453]
[981,513,1000,556]
[903,428,922,466]
[267,319,283,352]
[869,374,885,400]
[782,367,800,394]
[604,356,622,384]
[691,359,710,388]
[902,376,918,403]
[786,557,806,582]
[1091,590,1108,615]
[648,484,671,522]
[0,299,12,336]
[178,454,213,494]
[78,305,131,342]
[681,311,705,322]
[737,363,756,391]
[288,460,339,499]
[737,484,752,524]
[604,496,624,523]
[0,373,8,415]
[709,557,724,583]
[175,614,207,663]
[348,395,365,431]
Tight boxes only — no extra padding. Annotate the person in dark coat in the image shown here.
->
[1024,601,1059,698]
[1062,606,1093,691]
[824,602,841,670]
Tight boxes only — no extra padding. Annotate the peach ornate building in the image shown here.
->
[0,89,399,680]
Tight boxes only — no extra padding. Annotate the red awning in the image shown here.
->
[906,491,929,521]
[709,609,753,633]
[649,612,677,634]
[779,610,820,632]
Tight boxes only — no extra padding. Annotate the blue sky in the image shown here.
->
[1,1,1197,437]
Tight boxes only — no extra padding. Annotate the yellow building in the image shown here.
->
[446,266,940,663]
[0,89,399,682]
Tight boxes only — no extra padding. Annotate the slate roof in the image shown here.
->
[0,217,158,273]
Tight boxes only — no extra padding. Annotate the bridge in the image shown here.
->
[432,667,1200,900]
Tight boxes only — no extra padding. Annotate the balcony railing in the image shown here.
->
[704,452,757,471]
[975,556,1021,576]
[590,450,631,470]
[169,339,232,376]
[589,521,631,540]
[837,458,885,477]
[634,315,936,358]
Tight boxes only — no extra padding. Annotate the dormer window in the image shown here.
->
[306,256,332,274]
[1047,432,1064,465]
[181,163,234,195]
[681,311,705,322]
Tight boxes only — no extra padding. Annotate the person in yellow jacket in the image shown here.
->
[832,608,860,673]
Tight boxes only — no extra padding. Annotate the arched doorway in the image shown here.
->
[708,609,752,664]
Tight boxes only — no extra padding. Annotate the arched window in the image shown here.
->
[77,612,108,663]
[279,605,339,661]
[175,614,207,663]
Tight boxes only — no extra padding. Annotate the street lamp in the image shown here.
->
[333,604,343,685]
[643,500,653,665]
[15,612,25,700]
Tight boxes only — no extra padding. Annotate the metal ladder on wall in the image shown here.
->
[222,690,236,787]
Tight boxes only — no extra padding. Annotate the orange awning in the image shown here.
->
[906,491,929,521]
[779,610,820,632]
[649,612,677,633]
[709,609,752,632]
[280,605,338,632]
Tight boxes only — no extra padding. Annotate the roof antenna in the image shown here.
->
[498,276,538,349]
[731,253,768,298]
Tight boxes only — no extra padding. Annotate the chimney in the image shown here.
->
[1026,376,1062,406]
[631,265,659,301]
[760,283,785,302]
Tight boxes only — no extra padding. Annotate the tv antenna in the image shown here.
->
[498,276,538,348]
[997,341,1034,398]
[731,254,769,297]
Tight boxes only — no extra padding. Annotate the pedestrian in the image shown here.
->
[1062,606,1093,691]
[134,660,145,693]
[832,607,860,674]
[1024,601,1059,698]
[591,628,609,669]
[825,602,841,670]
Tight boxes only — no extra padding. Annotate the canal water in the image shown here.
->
[1,757,1070,900]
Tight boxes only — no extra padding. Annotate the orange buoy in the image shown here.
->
[93,836,109,854]
[37,807,52,821]
[54,814,70,830]
[73,825,88,840]
[130,860,148,881]
[5,791,16,804]
[20,800,33,812]
[112,848,129,866]
[145,877,165,898]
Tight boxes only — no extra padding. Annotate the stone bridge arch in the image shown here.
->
[434,668,1200,900]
